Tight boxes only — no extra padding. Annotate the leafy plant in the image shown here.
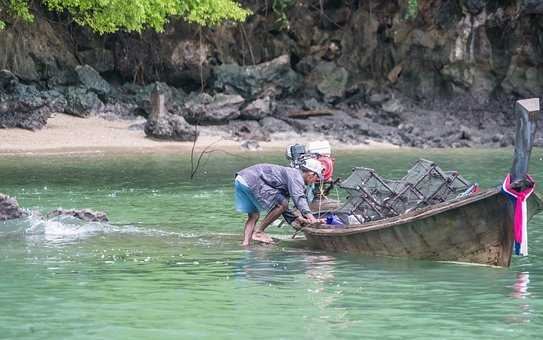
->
[405,0,418,20]
[0,0,251,33]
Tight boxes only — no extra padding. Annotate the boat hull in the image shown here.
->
[303,188,543,267]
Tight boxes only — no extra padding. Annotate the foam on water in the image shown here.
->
[0,210,236,245]
[24,212,112,244]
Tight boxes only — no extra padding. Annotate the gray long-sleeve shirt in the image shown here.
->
[237,164,311,215]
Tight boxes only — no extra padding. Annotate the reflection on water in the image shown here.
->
[305,255,336,284]
[511,272,530,299]
[505,272,533,325]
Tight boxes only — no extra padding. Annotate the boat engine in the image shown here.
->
[285,141,334,182]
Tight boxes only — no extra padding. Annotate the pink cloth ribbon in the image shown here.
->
[501,174,535,256]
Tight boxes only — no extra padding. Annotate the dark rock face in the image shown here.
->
[213,55,303,98]
[240,96,272,120]
[74,65,111,96]
[0,70,19,92]
[520,0,543,14]
[47,209,109,222]
[0,71,66,130]
[0,19,78,83]
[0,194,27,221]
[183,93,244,124]
[64,87,104,117]
[462,0,486,14]
[144,114,197,141]
[306,62,349,102]
[79,48,115,73]
[2,1,542,107]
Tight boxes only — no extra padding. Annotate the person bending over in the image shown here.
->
[234,159,324,245]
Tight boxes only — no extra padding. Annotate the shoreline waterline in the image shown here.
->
[0,113,399,156]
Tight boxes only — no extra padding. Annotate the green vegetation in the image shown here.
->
[0,0,250,33]
[405,0,418,20]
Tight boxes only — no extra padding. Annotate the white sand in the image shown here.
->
[0,113,397,155]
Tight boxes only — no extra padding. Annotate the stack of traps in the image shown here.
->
[335,159,474,224]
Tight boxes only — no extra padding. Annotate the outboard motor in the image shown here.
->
[285,141,334,181]
[285,144,306,168]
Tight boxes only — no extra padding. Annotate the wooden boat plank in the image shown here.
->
[304,189,500,236]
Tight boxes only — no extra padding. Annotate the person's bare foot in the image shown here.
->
[252,231,275,244]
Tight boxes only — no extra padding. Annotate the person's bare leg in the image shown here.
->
[252,203,287,244]
[242,213,259,246]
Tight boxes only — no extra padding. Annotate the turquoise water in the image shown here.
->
[1,149,542,339]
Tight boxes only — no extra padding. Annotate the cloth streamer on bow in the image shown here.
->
[501,174,535,256]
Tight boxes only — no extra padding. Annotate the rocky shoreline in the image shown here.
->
[0,62,529,150]
[2,1,543,149]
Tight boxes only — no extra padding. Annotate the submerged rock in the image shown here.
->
[47,208,109,222]
[0,193,27,221]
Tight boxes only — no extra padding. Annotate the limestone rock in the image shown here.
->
[75,65,111,95]
[0,194,27,220]
[213,55,303,98]
[184,93,244,124]
[240,96,271,120]
[144,114,197,141]
[64,87,104,117]
[521,0,543,14]
[501,62,543,97]
[0,73,66,130]
[79,48,115,73]
[312,62,349,102]
[227,120,270,141]
[0,17,78,83]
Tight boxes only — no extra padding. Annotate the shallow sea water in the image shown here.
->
[1,149,542,339]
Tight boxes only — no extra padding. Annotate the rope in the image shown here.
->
[318,180,324,218]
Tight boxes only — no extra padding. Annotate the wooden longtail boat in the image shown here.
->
[302,99,543,267]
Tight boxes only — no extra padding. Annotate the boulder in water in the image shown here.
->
[0,193,27,220]
[47,209,109,222]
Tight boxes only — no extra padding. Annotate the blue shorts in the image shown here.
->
[234,180,263,214]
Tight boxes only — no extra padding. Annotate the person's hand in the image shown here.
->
[305,215,317,223]
[294,216,309,227]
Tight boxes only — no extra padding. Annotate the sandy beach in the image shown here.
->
[0,114,397,155]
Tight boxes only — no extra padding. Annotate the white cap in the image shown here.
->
[301,158,324,180]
